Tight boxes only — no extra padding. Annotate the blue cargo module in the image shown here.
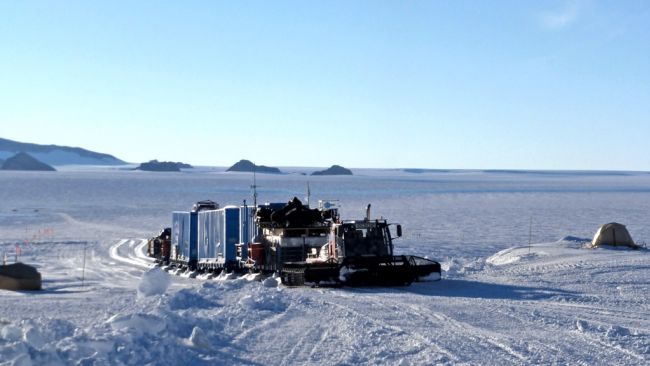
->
[171,211,198,269]
[197,209,220,262]
[171,211,189,263]
[218,206,241,263]
[194,206,242,271]
[175,205,257,272]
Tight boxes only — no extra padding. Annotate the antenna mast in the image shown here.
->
[251,164,258,208]
[306,182,311,207]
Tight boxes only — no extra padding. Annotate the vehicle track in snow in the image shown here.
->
[108,238,154,269]
[312,295,455,364]
[490,253,649,278]
[277,310,340,365]
[499,300,650,362]
[335,281,650,365]
[474,247,650,364]
[329,288,533,364]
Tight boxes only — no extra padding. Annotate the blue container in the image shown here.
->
[177,205,257,267]
[172,211,190,260]
[172,211,198,268]
[197,209,220,261]
[219,206,240,262]
[189,211,198,267]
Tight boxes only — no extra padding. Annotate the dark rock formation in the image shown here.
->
[311,165,353,176]
[226,160,281,174]
[1,152,56,171]
[136,160,192,172]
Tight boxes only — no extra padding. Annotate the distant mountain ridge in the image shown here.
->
[0,137,125,166]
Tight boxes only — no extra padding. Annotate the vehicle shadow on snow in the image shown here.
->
[348,279,579,301]
[29,279,97,294]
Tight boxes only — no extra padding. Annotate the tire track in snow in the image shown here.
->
[306,324,332,361]
[494,254,648,278]
[230,301,351,365]
[279,320,331,365]
[528,301,650,330]
[90,240,144,287]
[482,250,650,362]
[317,295,458,364]
[134,238,154,261]
[344,289,532,363]
[109,238,153,269]
[232,309,292,343]
[476,298,649,363]
[426,309,527,362]
[506,301,649,362]
[572,327,647,362]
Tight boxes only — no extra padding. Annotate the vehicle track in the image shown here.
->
[340,284,650,364]
[108,238,154,269]
[334,289,533,364]
[315,295,457,364]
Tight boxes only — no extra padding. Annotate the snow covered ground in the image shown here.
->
[1,169,649,365]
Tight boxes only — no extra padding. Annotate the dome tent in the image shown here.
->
[590,223,638,249]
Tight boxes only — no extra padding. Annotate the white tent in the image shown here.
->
[590,223,638,249]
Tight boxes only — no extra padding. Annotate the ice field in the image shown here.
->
[1,169,649,365]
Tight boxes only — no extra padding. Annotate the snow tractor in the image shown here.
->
[254,198,441,286]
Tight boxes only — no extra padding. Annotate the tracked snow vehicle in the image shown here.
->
[282,219,441,286]
[253,198,441,286]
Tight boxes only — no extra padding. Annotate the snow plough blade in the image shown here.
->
[408,256,442,281]
[280,256,441,287]
[341,255,441,286]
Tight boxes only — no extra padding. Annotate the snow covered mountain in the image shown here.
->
[0,137,125,166]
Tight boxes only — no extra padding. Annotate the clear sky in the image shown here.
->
[1,1,648,170]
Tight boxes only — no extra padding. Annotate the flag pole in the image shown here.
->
[528,217,533,254]
[82,242,87,288]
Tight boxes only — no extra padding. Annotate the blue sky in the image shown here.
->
[1,1,648,169]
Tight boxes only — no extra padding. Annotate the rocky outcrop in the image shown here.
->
[1,152,56,171]
[226,160,281,174]
[136,160,192,172]
[311,165,352,176]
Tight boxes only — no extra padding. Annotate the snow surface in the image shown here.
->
[1,169,649,365]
